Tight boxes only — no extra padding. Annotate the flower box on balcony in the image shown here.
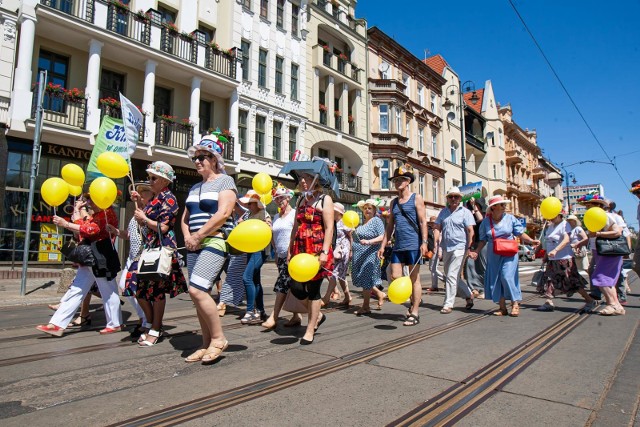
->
[338,53,348,61]
[322,45,330,52]
[319,104,328,112]
[65,88,86,103]
[44,83,66,97]
[180,32,195,42]
[134,9,151,23]
[334,110,341,117]
[157,114,178,124]
[180,119,195,129]
[209,42,221,52]
[100,97,121,108]
[164,22,179,35]
[109,0,129,12]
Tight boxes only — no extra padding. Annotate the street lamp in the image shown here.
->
[442,81,479,185]
[560,160,614,214]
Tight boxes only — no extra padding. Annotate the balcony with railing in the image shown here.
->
[161,28,197,63]
[335,172,363,193]
[370,132,410,149]
[40,0,93,21]
[32,92,87,130]
[532,166,547,179]
[368,79,407,96]
[155,119,195,151]
[465,132,486,152]
[105,3,150,45]
[506,148,525,165]
[313,45,361,84]
[313,0,366,37]
[205,48,237,78]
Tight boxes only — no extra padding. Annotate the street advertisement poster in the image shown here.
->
[38,223,61,262]
[460,181,482,202]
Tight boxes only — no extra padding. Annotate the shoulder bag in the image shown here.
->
[138,227,175,281]
[60,237,95,266]
[595,236,630,257]
[490,216,519,257]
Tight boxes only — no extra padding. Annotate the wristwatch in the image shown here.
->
[321,249,329,255]
[422,240,428,244]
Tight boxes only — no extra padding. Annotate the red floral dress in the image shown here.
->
[292,199,334,282]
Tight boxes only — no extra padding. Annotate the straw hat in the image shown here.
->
[446,186,463,198]
[239,190,264,209]
[334,202,345,215]
[566,214,581,226]
[487,195,511,209]
[356,198,380,211]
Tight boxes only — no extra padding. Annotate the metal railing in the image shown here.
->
[205,47,237,79]
[40,0,94,22]
[155,119,194,151]
[32,92,87,129]
[465,132,486,152]
[335,172,362,193]
[105,3,151,45]
[0,227,73,269]
[161,27,197,64]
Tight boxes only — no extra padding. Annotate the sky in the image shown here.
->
[355,0,640,228]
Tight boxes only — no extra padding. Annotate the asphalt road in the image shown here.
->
[0,261,638,426]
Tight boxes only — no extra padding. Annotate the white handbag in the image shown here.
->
[137,228,174,281]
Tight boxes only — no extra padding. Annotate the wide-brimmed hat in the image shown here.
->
[390,164,415,183]
[239,190,264,208]
[487,195,511,209]
[129,181,153,195]
[146,161,175,182]
[566,214,581,225]
[334,202,345,215]
[187,134,226,174]
[272,183,294,199]
[577,193,608,207]
[446,186,463,197]
[357,198,380,211]
[630,179,640,194]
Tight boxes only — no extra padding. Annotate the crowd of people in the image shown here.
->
[35,140,639,364]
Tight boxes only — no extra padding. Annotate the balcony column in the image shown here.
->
[189,76,201,137]
[312,67,319,123]
[326,76,334,127]
[85,40,103,134]
[229,89,240,167]
[340,83,348,133]
[10,7,37,131]
[142,60,157,145]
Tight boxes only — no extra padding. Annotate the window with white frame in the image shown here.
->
[418,127,424,152]
[380,159,390,190]
[291,3,299,36]
[260,0,269,19]
[276,0,285,28]
[432,178,439,204]
[379,104,389,132]
[498,129,504,147]
[395,107,402,135]
[402,73,410,97]
[419,174,425,197]
[258,48,268,88]
[241,39,250,81]
[288,125,297,159]
[239,110,248,152]
[275,56,284,94]
[405,117,411,138]
[272,121,282,160]
[418,85,425,107]
[432,133,438,157]
[255,115,266,156]
[290,63,299,100]
[450,141,458,164]
[487,131,495,146]
[430,93,437,113]
[501,161,505,180]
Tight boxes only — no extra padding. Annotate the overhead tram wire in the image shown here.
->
[506,0,633,198]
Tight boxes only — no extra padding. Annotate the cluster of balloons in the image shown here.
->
[540,197,562,220]
[584,207,607,232]
[252,172,273,206]
[40,152,129,210]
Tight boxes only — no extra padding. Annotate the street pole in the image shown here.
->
[459,82,467,186]
[20,70,47,296]
[563,166,572,214]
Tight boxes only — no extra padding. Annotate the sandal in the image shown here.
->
[355,309,371,316]
[201,339,229,364]
[36,324,64,337]
[403,313,420,326]
[509,305,520,317]
[138,329,160,347]
[376,292,387,310]
[493,308,508,316]
[217,303,226,317]
[600,305,626,316]
[185,348,207,363]
[440,307,453,314]
[465,299,474,310]
[68,315,92,327]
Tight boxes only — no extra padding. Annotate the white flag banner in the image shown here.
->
[119,92,143,156]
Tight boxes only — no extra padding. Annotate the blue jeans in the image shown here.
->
[243,251,266,312]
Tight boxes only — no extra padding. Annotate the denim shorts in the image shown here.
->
[391,250,422,265]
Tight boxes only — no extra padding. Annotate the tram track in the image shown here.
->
[388,309,591,426]
[107,296,544,427]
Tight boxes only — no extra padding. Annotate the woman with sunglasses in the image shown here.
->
[37,194,122,337]
[182,135,236,364]
[132,161,187,346]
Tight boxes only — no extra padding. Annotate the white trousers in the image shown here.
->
[442,249,471,308]
[118,259,146,323]
[430,254,445,288]
[50,266,122,329]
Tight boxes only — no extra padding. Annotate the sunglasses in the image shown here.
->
[447,195,461,199]
[147,175,159,182]
[191,154,212,163]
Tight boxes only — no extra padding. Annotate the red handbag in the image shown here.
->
[490,217,519,257]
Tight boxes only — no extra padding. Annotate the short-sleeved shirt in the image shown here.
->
[186,175,237,234]
[544,220,572,260]
[569,225,585,245]
[479,213,525,243]
[435,205,475,251]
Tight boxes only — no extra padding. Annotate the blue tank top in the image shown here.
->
[392,193,420,251]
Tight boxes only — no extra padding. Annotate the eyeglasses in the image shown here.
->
[191,154,212,163]
[447,195,461,199]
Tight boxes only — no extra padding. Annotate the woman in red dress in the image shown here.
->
[288,172,334,345]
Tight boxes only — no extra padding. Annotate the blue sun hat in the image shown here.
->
[187,130,228,174]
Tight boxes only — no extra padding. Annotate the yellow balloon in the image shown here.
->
[96,152,130,179]
[342,211,360,229]
[388,276,413,304]
[68,184,83,197]
[288,253,320,282]
[260,193,273,206]
[227,219,272,253]
[61,164,85,186]
[583,207,607,232]
[540,197,562,220]
[41,177,70,207]
[89,177,118,209]
[252,173,273,195]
